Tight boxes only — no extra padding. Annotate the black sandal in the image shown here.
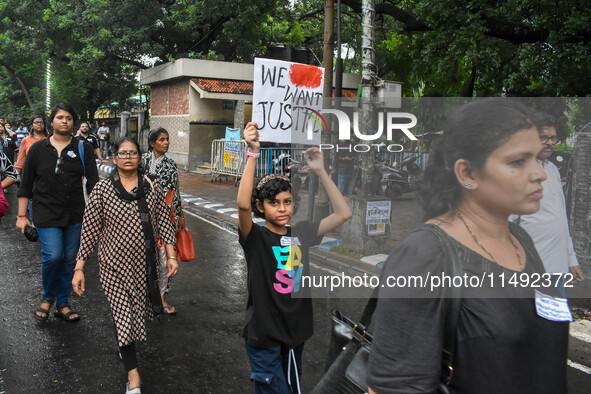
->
[34,298,54,321]
[54,303,81,322]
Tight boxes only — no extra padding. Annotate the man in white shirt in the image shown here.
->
[97,121,110,158]
[512,116,584,295]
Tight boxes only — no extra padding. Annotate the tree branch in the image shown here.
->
[341,0,560,44]
[299,9,323,21]
[114,55,150,70]
[0,59,35,110]
[483,16,549,44]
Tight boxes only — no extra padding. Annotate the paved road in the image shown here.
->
[0,187,366,393]
[1,181,591,393]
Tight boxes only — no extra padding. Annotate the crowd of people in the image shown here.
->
[3,104,176,394]
[0,98,585,394]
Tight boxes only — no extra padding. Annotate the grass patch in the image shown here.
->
[330,245,364,259]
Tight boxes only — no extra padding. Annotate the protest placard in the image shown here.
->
[252,57,324,145]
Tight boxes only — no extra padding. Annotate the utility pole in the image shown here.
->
[331,0,343,184]
[360,0,377,196]
[309,0,335,222]
[341,0,390,255]
[323,0,335,105]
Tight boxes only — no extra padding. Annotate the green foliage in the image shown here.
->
[0,0,590,124]
[368,0,591,97]
[555,143,573,155]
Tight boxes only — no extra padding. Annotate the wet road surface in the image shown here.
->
[0,187,366,393]
[2,183,591,393]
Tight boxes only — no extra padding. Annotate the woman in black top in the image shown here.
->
[17,103,99,323]
[367,99,569,394]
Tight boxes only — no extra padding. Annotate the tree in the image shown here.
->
[340,0,591,97]
[0,0,167,120]
[1,0,589,125]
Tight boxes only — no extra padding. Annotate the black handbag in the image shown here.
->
[312,224,463,394]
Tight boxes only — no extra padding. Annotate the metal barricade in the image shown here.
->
[210,139,247,185]
[255,147,308,177]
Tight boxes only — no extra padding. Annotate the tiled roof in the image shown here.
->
[192,77,358,98]
[337,87,358,99]
[192,78,253,95]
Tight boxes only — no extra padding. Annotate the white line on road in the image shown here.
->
[571,329,591,344]
[217,208,238,214]
[184,210,237,235]
[204,203,224,209]
[568,359,591,375]
[571,320,591,344]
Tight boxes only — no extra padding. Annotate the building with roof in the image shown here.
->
[140,58,362,170]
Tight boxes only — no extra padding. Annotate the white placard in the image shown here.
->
[252,58,324,145]
[535,290,573,322]
[366,201,391,225]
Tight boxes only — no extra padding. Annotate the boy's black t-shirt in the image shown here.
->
[239,221,322,349]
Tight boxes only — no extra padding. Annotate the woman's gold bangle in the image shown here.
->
[168,256,177,260]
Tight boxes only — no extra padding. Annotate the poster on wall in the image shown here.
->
[225,127,241,141]
[252,57,324,145]
[366,201,391,225]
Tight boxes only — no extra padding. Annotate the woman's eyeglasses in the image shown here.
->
[33,121,44,125]
[55,157,64,175]
[116,151,139,158]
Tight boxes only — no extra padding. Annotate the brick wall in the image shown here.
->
[150,115,190,169]
[150,79,190,116]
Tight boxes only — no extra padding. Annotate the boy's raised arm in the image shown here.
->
[305,147,352,236]
[237,122,260,238]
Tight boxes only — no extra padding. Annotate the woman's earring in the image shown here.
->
[465,182,474,190]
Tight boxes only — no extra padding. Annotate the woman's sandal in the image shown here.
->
[54,303,81,322]
[126,382,142,394]
[34,298,54,321]
[163,304,177,315]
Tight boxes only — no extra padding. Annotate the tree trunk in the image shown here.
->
[0,60,35,110]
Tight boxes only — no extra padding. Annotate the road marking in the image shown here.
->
[568,359,591,375]
[217,208,238,214]
[203,203,224,209]
[184,210,237,235]
[571,320,591,344]
[571,329,591,344]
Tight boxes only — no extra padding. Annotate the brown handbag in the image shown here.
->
[176,226,195,262]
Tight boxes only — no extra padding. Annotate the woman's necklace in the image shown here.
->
[457,213,524,271]
[50,137,71,146]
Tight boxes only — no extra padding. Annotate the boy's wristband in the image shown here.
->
[247,149,260,158]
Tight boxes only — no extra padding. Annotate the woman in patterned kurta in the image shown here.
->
[141,127,185,315]
[72,138,178,394]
